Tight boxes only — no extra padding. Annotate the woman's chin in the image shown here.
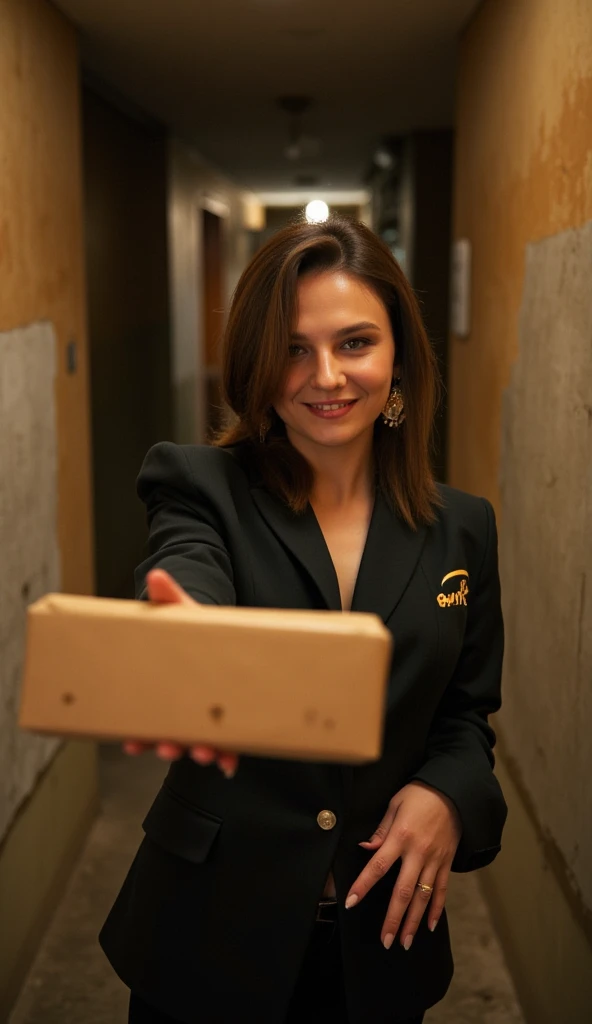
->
[288,420,375,450]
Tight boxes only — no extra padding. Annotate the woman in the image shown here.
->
[100,216,507,1024]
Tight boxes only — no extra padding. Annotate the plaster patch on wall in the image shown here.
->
[500,220,592,910]
[0,322,61,841]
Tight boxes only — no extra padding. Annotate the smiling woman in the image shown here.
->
[217,217,440,525]
[278,278,395,438]
[100,216,506,1024]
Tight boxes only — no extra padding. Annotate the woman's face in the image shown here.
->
[273,270,396,450]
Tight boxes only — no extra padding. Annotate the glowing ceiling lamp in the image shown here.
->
[305,200,329,224]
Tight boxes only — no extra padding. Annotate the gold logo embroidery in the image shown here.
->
[437,570,469,608]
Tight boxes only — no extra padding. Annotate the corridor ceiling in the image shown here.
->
[54,0,480,192]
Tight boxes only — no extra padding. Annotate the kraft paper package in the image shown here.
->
[19,594,392,763]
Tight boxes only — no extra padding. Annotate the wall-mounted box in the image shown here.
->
[450,238,472,338]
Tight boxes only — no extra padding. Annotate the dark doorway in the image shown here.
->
[201,208,225,440]
[371,131,453,482]
[82,87,172,598]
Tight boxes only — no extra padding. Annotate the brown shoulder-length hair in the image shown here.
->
[214,216,441,527]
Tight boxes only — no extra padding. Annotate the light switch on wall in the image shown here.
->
[66,338,77,373]
[450,238,472,338]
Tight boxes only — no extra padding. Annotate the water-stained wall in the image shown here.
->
[0,323,61,840]
[0,0,96,1013]
[450,1,592,1020]
[500,221,592,910]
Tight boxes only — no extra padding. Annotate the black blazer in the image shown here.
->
[100,441,506,1024]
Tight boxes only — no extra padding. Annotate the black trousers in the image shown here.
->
[128,913,425,1024]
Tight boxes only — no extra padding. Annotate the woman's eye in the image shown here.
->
[342,337,371,351]
[288,344,305,357]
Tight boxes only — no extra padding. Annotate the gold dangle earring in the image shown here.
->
[381,378,405,428]
[258,410,271,443]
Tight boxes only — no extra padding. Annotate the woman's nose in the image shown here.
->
[310,351,346,391]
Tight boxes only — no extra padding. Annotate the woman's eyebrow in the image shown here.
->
[290,321,381,341]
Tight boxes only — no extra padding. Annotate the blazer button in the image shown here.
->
[317,809,337,830]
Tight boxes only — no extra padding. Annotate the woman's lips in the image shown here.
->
[303,399,358,419]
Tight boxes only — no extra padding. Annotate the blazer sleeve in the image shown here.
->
[134,442,236,606]
[410,498,507,872]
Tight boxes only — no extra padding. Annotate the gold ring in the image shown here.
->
[416,882,434,894]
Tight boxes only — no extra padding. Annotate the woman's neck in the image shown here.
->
[287,427,375,507]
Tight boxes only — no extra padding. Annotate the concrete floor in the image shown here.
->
[10,747,525,1024]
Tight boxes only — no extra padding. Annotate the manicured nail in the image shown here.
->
[429,919,439,932]
[345,894,358,909]
[191,747,215,765]
[156,745,179,760]
[403,934,413,951]
[383,933,394,950]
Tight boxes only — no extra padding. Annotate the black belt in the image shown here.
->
[316,898,338,923]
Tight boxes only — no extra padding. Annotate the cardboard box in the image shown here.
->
[19,594,392,763]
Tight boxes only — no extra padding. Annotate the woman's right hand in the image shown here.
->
[123,568,239,780]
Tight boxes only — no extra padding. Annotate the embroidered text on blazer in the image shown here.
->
[437,570,469,608]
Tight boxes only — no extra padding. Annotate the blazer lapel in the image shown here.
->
[250,486,342,611]
[352,490,428,624]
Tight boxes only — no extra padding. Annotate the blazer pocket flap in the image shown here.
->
[142,784,222,864]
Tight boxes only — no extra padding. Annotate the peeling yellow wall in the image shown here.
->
[0,0,97,1014]
[451,1,592,1021]
[450,0,592,498]
[0,0,94,590]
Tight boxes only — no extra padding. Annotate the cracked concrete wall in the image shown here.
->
[0,0,95,830]
[500,221,592,909]
[0,0,95,593]
[0,0,97,1010]
[0,323,62,841]
[451,0,592,1019]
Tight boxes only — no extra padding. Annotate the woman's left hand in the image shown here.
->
[345,781,462,951]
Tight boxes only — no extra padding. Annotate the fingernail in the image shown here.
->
[192,749,213,764]
[429,919,439,932]
[403,934,413,951]
[345,894,358,909]
[383,933,394,950]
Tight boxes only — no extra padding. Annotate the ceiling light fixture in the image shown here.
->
[277,96,318,163]
[373,146,394,170]
[305,200,329,224]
